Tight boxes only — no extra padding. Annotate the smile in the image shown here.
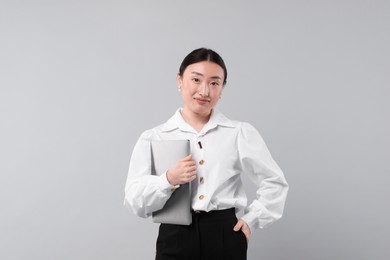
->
[194,97,211,103]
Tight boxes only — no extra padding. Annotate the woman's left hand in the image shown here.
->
[233,219,251,243]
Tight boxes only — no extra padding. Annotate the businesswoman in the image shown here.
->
[124,48,289,260]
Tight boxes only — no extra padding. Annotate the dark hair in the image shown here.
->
[179,48,228,85]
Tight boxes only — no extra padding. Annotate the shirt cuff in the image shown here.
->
[241,211,258,232]
[158,171,180,191]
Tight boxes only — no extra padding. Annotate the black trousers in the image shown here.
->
[155,208,247,260]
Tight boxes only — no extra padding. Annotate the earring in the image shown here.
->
[178,86,181,92]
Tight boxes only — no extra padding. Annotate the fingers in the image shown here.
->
[181,159,197,174]
[184,166,197,182]
[173,163,197,185]
[168,154,198,185]
[185,165,197,172]
[234,219,251,243]
[233,221,243,231]
[187,173,197,182]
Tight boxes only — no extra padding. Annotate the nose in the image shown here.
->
[199,84,209,97]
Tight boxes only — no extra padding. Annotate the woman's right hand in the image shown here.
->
[166,154,197,186]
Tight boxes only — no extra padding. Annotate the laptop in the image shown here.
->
[151,140,192,225]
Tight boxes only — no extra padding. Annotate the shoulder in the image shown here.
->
[238,121,259,132]
[222,114,259,133]
[233,121,265,142]
[137,125,162,141]
[136,119,172,141]
[214,111,262,137]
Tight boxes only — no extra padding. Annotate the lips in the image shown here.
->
[194,97,210,103]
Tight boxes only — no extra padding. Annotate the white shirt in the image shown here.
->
[124,108,289,230]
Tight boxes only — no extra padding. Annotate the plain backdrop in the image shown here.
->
[1,1,389,259]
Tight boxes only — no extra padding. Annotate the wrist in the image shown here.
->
[166,170,175,186]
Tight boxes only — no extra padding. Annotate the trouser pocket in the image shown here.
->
[222,218,247,260]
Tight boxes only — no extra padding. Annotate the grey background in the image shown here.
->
[1,0,389,259]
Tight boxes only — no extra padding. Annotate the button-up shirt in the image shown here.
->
[124,108,289,230]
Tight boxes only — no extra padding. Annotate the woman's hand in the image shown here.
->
[166,154,197,186]
[233,219,251,243]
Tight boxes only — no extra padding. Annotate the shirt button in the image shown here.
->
[199,195,205,200]
[199,159,205,165]
[200,177,204,184]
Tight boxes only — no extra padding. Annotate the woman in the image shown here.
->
[124,48,289,260]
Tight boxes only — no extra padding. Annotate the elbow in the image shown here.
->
[124,190,149,218]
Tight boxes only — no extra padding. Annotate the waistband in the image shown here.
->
[191,208,236,222]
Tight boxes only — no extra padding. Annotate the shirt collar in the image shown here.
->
[161,108,236,134]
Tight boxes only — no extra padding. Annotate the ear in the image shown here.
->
[177,73,183,87]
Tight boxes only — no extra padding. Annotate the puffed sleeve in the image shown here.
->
[123,130,178,218]
[238,122,289,230]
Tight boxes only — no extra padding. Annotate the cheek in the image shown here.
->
[211,88,223,98]
[182,88,195,99]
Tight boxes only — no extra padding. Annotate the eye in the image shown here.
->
[210,81,220,87]
[192,78,200,83]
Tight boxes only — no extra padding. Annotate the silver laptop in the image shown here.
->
[151,140,192,225]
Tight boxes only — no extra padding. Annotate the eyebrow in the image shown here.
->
[191,71,222,80]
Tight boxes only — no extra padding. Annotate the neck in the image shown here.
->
[181,107,211,132]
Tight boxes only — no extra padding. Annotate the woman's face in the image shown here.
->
[177,61,225,117]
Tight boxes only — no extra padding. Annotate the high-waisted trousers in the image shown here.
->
[155,208,247,260]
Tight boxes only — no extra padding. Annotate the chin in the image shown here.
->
[192,106,212,115]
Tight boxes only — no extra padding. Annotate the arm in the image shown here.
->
[238,123,289,231]
[123,131,177,218]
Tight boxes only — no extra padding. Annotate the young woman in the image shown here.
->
[124,48,289,260]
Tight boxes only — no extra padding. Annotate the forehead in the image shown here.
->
[184,61,224,78]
